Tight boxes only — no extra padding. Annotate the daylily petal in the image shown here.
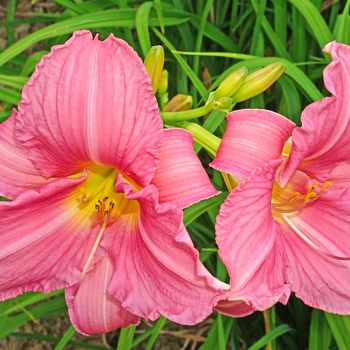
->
[280,186,350,314]
[280,41,350,185]
[329,162,350,187]
[216,160,291,312]
[66,257,140,335]
[0,112,53,199]
[0,175,104,301]
[16,30,161,186]
[151,128,219,209]
[211,109,294,178]
[214,299,255,317]
[101,181,228,325]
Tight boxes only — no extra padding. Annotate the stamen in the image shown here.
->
[304,192,317,201]
[320,181,332,193]
[272,182,332,214]
[305,182,318,196]
[80,222,107,281]
[94,198,104,223]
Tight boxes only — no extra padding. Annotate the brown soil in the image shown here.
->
[0,311,212,349]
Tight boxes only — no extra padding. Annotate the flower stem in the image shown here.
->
[178,121,221,156]
[161,103,212,123]
[263,307,276,350]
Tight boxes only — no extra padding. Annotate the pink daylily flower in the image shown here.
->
[0,30,229,335]
[211,41,350,316]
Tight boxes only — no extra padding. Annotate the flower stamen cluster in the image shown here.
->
[271,181,332,214]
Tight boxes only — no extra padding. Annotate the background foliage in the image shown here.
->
[0,0,349,349]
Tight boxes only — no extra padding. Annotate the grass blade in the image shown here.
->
[116,326,136,350]
[135,2,154,57]
[54,325,76,350]
[309,309,331,350]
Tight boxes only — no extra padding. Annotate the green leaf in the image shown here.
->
[135,2,154,57]
[0,9,191,68]
[247,324,293,350]
[199,314,234,350]
[0,87,21,104]
[144,316,168,350]
[0,294,67,339]
[173,51,324,102]
[54,325,76,350]
[153,28,208,100]
[309,309,332,350]
[249,0,293,60]
[116,326,136,350]
[0,74,28,89]
[11,332,110,349]
[288,0,334,58]
[6,0,17,46]
[333,0,350,45]
[21,51,49,76]
[184,193,227,227]
[154,0,165,33]
[277,75,302,124]
[325,312,350,350]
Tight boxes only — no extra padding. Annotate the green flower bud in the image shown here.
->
[163,94,193,112]
[158,69,169,96]
[215,67,248,99]
[231,62,285,102]
[144,45,164,93]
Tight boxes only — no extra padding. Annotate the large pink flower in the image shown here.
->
[211,41,350,316]
[0,31,229,335]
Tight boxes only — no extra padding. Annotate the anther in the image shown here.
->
[305,192,318,201]
[320,181,332,193]
[306,182,318,196]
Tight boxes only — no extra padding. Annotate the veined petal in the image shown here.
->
[329,162,350,187]
[66,257,139,335]
[151,128,219,209]
[101,181,228,324]
[211,110,294,178]
[16,30,162,186]
[0,174,104,301]
[214,299,255,317]
[281,187,350,313]
[0,112,52,199]
[216,160,291,311]
[280,42,350,185]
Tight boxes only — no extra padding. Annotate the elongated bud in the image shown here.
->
[202,66,212,89]
[231,62,285,102]
[164,94,193,112]
[144,45,164,93]
[215,67,248,99]
[158,69,168,96]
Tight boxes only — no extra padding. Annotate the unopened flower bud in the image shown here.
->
[163,94,193,112]
[215,67,248,99]
[144,45,164,93]
[158,69,168,96]
[216,97,233,110]
[231,62,285,102]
